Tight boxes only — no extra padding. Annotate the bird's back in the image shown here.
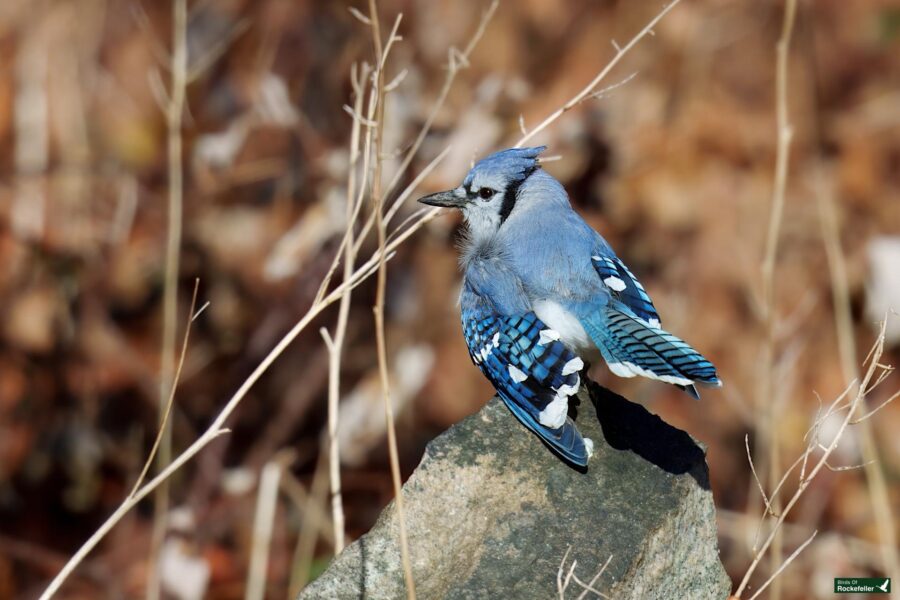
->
[497,169,610,309]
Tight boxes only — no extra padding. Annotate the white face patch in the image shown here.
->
[538,329,560,345]
[462,202,502,241]
[538,394,569,429]
[460,175,509,242]
[508,364,528,383]
[603,276,627,292]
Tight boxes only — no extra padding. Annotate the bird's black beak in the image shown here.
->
[417,188,468,208]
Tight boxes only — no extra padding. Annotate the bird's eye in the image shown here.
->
[478,188,495,200]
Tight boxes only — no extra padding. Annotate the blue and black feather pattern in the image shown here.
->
[582,305,721,399]
[462,310,589,466]
[589,252,721,398]
[591,254,660,325]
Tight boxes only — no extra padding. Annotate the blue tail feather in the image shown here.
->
[582,306,721,395]
[501,397,588,466]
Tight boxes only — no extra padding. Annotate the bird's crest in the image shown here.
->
[463,146,547,188]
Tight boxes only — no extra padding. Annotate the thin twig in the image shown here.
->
[348,6,371,26]
[557,546,573,598]
[575,555,613,600]
[752,451,807,552]
[38,220,418,599]
[129,279,200,499]
[314,63,375,305]
[368,1,415,598]
[557,548,613,600]
[823,459,875,472]
[747,531,817,600]
[734,321,889,597]
[570,574,611,600]
[754,1,798,595]
[382,145,452,228]
[744,435,775,519]
[850,389,900,423]
[815,168,900,576]
[321,58,369,556]
[585,71,638,101]
[245,454,289,600]
[516,0,682,147]
[148,0,188,596]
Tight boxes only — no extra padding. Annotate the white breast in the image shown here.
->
[533,299,595,355]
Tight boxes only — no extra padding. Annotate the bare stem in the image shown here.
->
[747,530,817,600]
[148,0,188,597]
[735,322,890,597]
[353,0,498,256]
[815,163,900,576]
[754,1,797,595]
[130,280,200,499]
[516,0,682,147]
[322,61,369,556]
[245,455,289,600]
[368,1,416,598]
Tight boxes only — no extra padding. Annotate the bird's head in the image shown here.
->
[418,146,546,238]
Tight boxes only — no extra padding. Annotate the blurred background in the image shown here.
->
[0,0,899,598]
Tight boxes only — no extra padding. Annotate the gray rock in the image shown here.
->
[299,382,732,600]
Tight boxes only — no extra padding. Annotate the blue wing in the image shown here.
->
[591,252,660,326]
[462,310,588,466]
[588,250,722,398]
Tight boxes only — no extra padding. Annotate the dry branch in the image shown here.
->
[516,0,682,147]
[734,319,898,597]
[367,2,416,598]
[815,151,900,580]
[754,1,798,595]
[148,2,188,595]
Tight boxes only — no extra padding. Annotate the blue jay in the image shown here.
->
[418,146,721,466]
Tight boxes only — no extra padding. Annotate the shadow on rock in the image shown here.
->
[587,380,710,490]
